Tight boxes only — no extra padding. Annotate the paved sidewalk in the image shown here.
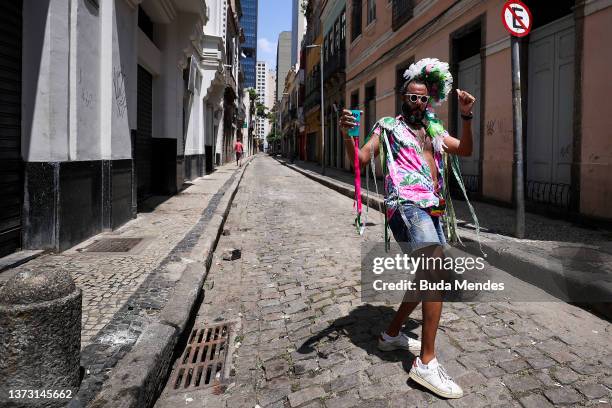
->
[1,158,251,406]
[155,155,611,408]
[278,158,612,315]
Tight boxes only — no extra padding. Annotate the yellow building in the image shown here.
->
[303,0,324,162]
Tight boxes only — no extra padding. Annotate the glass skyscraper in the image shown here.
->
[240,0,258,89]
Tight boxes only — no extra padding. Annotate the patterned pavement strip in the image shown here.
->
[156,155,611,408]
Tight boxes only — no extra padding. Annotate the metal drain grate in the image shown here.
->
[170,322,231,391]
[82,238,143,253]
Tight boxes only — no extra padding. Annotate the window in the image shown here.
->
[367,0,376,24]
[392,0,414,31]
[138,6,154,43]
[351,0,362,41]
[341,11,346,40]
[335,20,341,52]
[324,36,329,62]
[365,82,376,134]
[350,90,359,110]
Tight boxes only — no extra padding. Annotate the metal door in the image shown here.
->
[456,54,481,191]
[0,0,23,256]
[527,17,574,197]
[136,65,153,202]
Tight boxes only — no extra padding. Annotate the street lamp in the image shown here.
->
[279,92,289,156]
[306,44,325,175]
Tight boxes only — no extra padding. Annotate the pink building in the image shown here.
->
[344,0,612,221]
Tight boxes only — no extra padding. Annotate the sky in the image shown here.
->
[257,0,293,71]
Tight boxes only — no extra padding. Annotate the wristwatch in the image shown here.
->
[461,112,473,120]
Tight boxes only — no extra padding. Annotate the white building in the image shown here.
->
[255,61,269,143]
[267,69,277,110]
[201,0,228,173]
[0,0,244,257]
[276,31,292,102]
[291,0,307,70]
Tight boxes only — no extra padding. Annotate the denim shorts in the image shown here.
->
[388,203,446,248]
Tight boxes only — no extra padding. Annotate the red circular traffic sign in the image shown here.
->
[502,0,532,37]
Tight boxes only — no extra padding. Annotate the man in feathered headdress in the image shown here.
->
[340,58,477,399]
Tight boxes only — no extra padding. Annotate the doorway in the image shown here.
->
[0,0,23,256]
[136,65,153,203]
[455,54,482,191]
[526,16,575,207]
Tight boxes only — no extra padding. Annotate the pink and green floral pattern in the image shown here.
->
[371,116,447,219]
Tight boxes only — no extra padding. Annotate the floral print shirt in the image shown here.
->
[371,116,447,219]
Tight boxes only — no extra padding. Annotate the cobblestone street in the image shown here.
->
[156,155,611,408]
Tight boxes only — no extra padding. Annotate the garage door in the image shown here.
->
[0,0,23,257]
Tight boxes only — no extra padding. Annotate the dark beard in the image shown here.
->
[401,103,430,150]
[401,103,425,127]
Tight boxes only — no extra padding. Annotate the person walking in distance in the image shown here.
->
[234,139,244,167]
[339,58,477,399]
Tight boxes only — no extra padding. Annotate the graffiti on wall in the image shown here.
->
[113,66,128,118]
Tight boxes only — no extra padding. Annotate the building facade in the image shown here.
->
[303,0,323,162]
[292,0,307,69]
[255,61,271,144]
[321,0,346,170]
[220,0,246,164]
[267,69,277,109]
[202,0,230,174]
[0,0,249,258]
[276,31,292,102]
[239,0,258,88]
[343,0,612,221]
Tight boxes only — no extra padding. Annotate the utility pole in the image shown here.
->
[319,48,325,175]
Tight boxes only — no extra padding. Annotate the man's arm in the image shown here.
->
[339,109,380,167]
[443,118,473,157]
[343,132,380,167]
[442,89,476,157]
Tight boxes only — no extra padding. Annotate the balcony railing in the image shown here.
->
[392,0,414,32]
[324,48,346,81]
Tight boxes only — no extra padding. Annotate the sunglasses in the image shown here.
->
[405,94,430,104]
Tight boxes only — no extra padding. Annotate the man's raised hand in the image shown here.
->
[456,89,476,115]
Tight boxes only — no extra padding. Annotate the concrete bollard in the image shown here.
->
[0,268,82,407]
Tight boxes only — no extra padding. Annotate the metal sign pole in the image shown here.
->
[511,36,525,238]
[320,51,326,176]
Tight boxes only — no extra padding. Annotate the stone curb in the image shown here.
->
[274,157,612,319]
[88,322,177,408]
[87,156,255,408]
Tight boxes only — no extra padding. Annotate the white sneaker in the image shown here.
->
[409,357,463,399]
[377,332,422,352]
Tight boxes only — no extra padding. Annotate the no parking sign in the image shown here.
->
[502,0,532,37]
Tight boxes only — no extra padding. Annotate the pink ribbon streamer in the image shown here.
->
[354,139,362,215]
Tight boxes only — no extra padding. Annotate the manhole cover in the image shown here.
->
[82,238,143,253]
[169,322,232,392]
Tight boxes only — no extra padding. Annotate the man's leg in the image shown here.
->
[420,301,442,364]
[384,301,419,337]
[419,244,445,363]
